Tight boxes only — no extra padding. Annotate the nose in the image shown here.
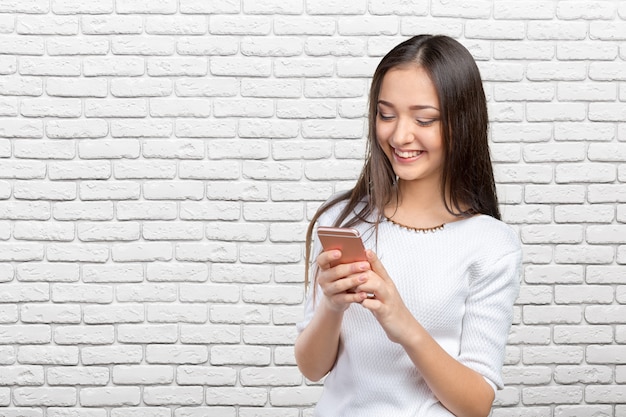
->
[391,116,415,147]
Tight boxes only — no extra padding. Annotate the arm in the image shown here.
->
[295,249,371,381]
[357,249,520,417]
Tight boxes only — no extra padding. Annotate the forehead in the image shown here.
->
[378,65,439,107]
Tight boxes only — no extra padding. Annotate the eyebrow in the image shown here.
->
[377,99,439,112]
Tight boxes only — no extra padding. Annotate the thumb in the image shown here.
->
[366,249,391,282]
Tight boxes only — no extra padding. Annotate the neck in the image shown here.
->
[385,178,460,228]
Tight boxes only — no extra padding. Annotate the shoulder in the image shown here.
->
[316,191,370,227]
[452,215,520,257]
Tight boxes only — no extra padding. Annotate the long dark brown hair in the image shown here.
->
[304,34,499,287]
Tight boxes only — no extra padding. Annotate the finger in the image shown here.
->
[365,250,392,282]
[317,249,341,270]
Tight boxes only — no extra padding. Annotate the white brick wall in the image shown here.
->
[0,0,624,415]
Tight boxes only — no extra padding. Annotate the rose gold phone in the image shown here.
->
[317,226,367,267]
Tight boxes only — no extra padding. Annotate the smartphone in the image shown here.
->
[317,226,367,267]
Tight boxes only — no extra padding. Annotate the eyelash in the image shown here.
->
[378,113,438,127]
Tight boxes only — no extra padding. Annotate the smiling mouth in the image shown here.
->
[394,149,423,158]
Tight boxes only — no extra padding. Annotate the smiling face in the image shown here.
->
[375,65,444,192]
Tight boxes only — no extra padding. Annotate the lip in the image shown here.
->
[392,147,424,162]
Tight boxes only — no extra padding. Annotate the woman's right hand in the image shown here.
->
[316,249,371,312]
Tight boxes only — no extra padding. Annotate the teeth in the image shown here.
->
[395,149,422,158]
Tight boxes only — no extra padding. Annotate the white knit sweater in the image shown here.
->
[297,201,522,417]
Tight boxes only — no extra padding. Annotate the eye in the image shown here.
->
[416,118,438,127]
[378,112,395,121]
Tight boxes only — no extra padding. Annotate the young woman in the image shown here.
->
[295,35,522,417]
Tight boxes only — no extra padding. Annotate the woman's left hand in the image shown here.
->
[355,250,419,345]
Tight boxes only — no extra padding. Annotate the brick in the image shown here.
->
[17,346,77,364]
[147,304,207,323]
[495,82,554,101]
[210,305,270,324]
[590,62,626,81]
[0,119,43,138]
[0,36,45,55]
[273,16,335,35]
[500,205,551,224]
[14,387,76,406]
[111,242,172,262]
[521,225,582,244]
[466,21,525,40]
[274,58,335,78]
[146,345,208,364]
[53,201,113,221]
[48,367,109,386]
[176,365,236,386]
[17,15,78,35]
[180,324,240,344]
[80,387,140,406]
[240,367,302,387]
[243,161,301,180]
[525,185,585,204]
[556,163,616,183]
[0,75,43,96]
[205,222,267,242]
[83,264,143,283]
[84,305,144,324]
[242,286,303,305]
[589,102,626,121]
[211,264,272,284]
[81,346,143,365]
[588,185,626,203]
[208,139,266,160]
[54,325,114,345]
[21,304,81,323]
[206,181,268,201]
[116,284,177,302]
[111,79,172,98]
[554,365,612,385]
[84,57,144,77]
[589,143,626,161]
[82,16,143,34]
[146,16,207,35]
[147,262,208,282]
[369,0,427,15]
[523,306,582,325]
[112,365,173,385]
[558,41,618,61]
[179,201,239,220]
[523,346,583,364]
[527,62,586,81]
[0,366,44,385]
[239,119,300,139]
[590,21,626,40]
[175,120,237,139]
[117,324,178,344]
[116,0,176,14]
[515,286,553,305]
[558,81,616,101]
[241,37,303,57]
[587,266,626,284]
[523,386,583,405]
[491,122,552,143]
[554,245,614,264]
[80,140,141,160]
[270,386,325,406]
[176,78,238,97]
[174,242,237,263]
[493,164,552,184]
[14,140,75,160]
[586,305,626,324]
[587,225,626,243]
[555,285,614,304]
[528,21,587,40]
[585,385,626,404]
[47,119,108,139]
[144,386,204,406]
[143,222,203,241]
